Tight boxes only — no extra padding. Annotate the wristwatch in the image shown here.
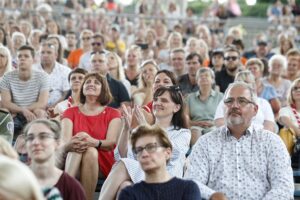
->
[96,140,102,149]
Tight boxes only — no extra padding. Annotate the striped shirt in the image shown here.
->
[0,70,50,107]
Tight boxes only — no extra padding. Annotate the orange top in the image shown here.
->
[67,48,84,69]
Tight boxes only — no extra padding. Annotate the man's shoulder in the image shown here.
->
[55,62,72,73]
[178,74,189,83]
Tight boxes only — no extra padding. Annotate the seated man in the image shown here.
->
[185,82,294,200]
[0,45,49,138]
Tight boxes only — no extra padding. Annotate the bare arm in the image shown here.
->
[263,120,276,133]
[279,116,300,136]
[1,90,24,114]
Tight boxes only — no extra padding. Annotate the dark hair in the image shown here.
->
[79,73,112,106]
[18,45,35,58]
[0,27,7,45]
[232,39,245,50]
[153,86,187,130]
[156,70,177,85]
[186,52,203,65]
[68,68,88,82]
[93,33,105,44]
[224,44,240,56]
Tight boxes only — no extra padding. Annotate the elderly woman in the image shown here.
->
[262,54,291,107]
[61,73,122,200]
[215,70,276,133]
[131,60,159,106]
[24,119,86,200]
[99,86,191,200]
[118,125,200,200]
[0,45,12,78]
[246,58,281,117]
[186,67,223,146]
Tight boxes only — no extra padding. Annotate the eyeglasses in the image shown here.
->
[25,132,57,143]
[133,143,164,157]
[81,37,91,41]
[92,42,102,46]
[224,97,255,107]
[224,56,238,61]
[293,87,300,92]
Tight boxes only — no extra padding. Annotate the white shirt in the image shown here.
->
[185,125,294,200]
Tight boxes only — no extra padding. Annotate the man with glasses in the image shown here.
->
[215,45,241,93]
[185,82,293,200]
[79,33,108,72]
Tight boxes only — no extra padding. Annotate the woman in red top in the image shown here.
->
[61,73,122,200]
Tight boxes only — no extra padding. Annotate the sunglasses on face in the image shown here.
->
[92,42,102,46]
[224,56,238,61]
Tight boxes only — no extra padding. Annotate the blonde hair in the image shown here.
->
[246,58,264,72]
[138,59,159,88]
[107,52,126,81]
[0,45,12,73]
[288,78,300,106]
[0,156,44,200]
[167,31,183,49]
[0,137,18,159]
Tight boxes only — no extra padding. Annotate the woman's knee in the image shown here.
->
[82,147,98,162]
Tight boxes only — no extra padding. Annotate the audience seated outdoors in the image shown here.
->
[185,82,294,200]
[99,86,191,200]
[186,67,223,146]
[24,119,86,200]
[118,124,201,200]
[60,73,122,200]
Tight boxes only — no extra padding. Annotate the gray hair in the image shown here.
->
[224,82,258,104]
[268,54,287,70]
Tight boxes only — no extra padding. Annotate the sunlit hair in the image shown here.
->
[287,78,300,107]
[224,81,258,104]
[0,156,44,200]
[0,137,19,159]
[268,54,287,71]
[125,45,142,67]
[138,60,159,88]
[12,32,26,44]
[246,58,264,72]
[107,52,126,81]
[153,86,187,130]
[196,67,215,85]
[79,73,112,106]
[0,45,12,73]
[286,48,300,58]
[167,31,183,49]
[23,119,61,140]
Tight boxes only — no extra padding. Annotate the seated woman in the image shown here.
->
[186,67,223,146]
[60,73,122,200]
[99,86,191,200]
[131,60,159,106]
[215,70,276,133]
[118,124,200,200]
[279,78,300,157]
[24,119,86,200]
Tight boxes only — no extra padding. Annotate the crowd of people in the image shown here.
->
[0,0,300,200]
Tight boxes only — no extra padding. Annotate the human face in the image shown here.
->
[47,38,59,54]
[269,59,284,76]
[40,45,57,66]
[127,50,139,67]
[256,44,268,57]
[141,64,158,85]
[187,56,201,77]
[0,52,8,69]
[66,33,77,48]
[153,73,174,92]
[92,37,103,52]
[70,73,85,91]
[91,53,107,75]
[13,36,26,50]
[287,58,299,76]
[81,32,92,47]
[246,64,262,79]
[134,135,171,173]
[25,123,58,163]
[107,54,118,70]
[17,50,33,78]
[224,51,239,72]
[292,82,300,102]
[47,21,58,34]
[188,40,197,52]
[224,85,257,128]
[170,35,181,49]
[197,71,213,88]
[153,91,180,119]
[83,76,102,97]
[212,54,224,68]
[170,52,185,73]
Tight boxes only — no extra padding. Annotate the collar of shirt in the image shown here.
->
[196,89,216,98]
[222,125,254,141]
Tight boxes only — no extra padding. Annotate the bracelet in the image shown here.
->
[96,140,102,149]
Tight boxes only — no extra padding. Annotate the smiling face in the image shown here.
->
[287,57,299,76]
[25,123,58,164]
[153,91,180,119]
[141,63,158,86]
[107,53,118,70]
[153,72,174,92]
[83,76,102,97]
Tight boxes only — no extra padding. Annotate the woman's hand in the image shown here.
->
[121,104,133,130]
[67,132,96,153]
[133,104,147,125]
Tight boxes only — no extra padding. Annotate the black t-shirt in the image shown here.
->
[215,68,235,93]
[118,177,201,200]
[107,74,130,108]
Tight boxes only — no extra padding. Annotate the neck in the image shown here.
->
[295,102,300,110]
[226,68,238,77]
[155,116,172,129]
[82,46,91,52]
[42,63,55,74]
[109,69,118,79]
[200,86,211,97]
[0,67,6,77]
[84,98,100,109]
[71,90,81,105]
[127,65,138,71]
[145,168,171,183]
[227,124,249,139]
[30,159,57,181]
[188,74,196,85]
[269,74,280,81]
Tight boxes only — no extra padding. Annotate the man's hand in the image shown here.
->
[209,192,228,200]
[22,108,36,122]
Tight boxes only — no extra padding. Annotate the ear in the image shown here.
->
[165,147,172,161]
[173,104,181,113]
[253,104,258,115]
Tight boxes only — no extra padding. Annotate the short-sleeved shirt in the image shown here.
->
[187,90,223,122]
[215,68,235,93]
[63,106,121,176]
[279,106,299,127]
[55,172,86,200]
[0,70,49,107]
[178,74,198,96]
[107,74,130,108]
[259,83,278,101]
[35,62,71,106]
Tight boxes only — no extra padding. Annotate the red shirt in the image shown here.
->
[63,106,121,177]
